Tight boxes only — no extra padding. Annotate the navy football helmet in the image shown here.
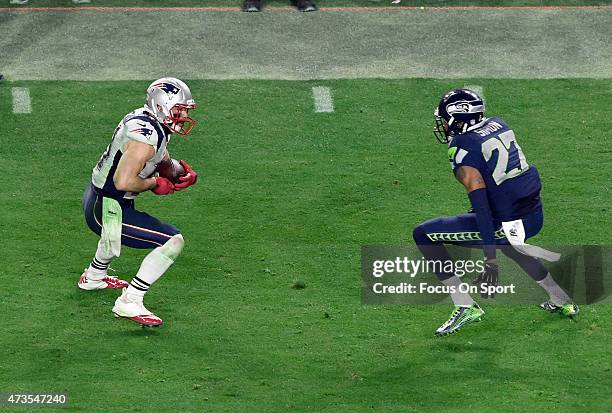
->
[433,89,485,143]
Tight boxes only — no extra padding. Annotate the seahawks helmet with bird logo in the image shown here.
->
[433,89,485,144]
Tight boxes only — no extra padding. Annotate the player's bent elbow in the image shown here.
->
[114,182,128,192]
[113,175,130,192]
[467,182,486,193]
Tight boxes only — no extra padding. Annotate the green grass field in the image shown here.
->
[1,78,610,411]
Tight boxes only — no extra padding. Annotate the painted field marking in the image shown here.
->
[321,6,612,11]
[2,6,611,12]
[72,0,91,3]
[12,87,31,114]
[312,86,334,113]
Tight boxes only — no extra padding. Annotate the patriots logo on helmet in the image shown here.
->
[130,127,153,138]
[152,82,180,95]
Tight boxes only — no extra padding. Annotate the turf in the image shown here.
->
[1,0,610,8]
[0,79,611,412]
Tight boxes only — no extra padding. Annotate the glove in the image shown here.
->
[174,160,198,190]
[153,176,175,195]
[476,261,499,298]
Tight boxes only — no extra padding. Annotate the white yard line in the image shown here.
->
[12,87,31,114]
[312,86,334,113]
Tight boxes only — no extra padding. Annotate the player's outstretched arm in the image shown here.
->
[113,141,158,193]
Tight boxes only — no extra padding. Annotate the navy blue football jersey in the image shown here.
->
[448,117,542,221]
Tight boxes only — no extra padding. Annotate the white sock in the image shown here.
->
[442,276,475,307]
[537,273,571,306]
[126,248,174,301]
[87,240,114,281]
[126,235,184,301]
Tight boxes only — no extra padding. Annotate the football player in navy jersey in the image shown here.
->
[413,89,578,336]
[79,78,199,327]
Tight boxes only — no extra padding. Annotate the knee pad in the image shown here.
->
[159,234,184,261]
[101,197,123,258]
[96,239,116,261]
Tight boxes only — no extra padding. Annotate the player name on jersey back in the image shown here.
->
[473,120,504,137]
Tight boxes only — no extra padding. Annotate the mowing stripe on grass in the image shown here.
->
[11,87,31,113]
[312,87,334,113]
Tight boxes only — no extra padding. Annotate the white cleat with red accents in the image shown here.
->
[78,270,129,290]
[112,288,163,327]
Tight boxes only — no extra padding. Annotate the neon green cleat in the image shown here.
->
[561,303,580,317]
[435,303,485,336]
[539,301,579,317]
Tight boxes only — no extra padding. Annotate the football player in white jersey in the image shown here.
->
[80,78,198,326]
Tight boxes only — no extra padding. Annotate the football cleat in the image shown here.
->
[539,300,579,317]
[561,303,580,317]
[539,300,560,313]
[435,303,484,336]
[112,288,163,327]
[78,270,129,290]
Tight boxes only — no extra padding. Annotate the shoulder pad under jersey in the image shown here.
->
[123,116,165,148]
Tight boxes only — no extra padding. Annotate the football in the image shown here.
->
[156,158,186,183]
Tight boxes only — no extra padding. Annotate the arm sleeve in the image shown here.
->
[468,188,496,260]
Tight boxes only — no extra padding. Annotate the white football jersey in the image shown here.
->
[92,107,169,200]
